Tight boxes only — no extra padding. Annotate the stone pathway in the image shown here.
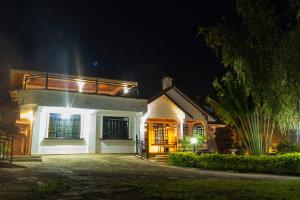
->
[0,154,299,200]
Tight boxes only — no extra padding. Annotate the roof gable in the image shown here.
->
[148,86,216,122]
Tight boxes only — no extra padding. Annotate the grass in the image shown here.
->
[117,179,300,200]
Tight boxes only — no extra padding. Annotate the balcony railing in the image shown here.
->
[23,73,139,98]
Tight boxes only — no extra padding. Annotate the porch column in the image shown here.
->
[88,113,97,153]
[179,122,184,140]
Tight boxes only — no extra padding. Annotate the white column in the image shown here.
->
[31,108,42,154]
[88,113,97,153]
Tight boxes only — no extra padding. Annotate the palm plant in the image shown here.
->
[207,72,275,155]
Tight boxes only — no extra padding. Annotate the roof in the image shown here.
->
[148,86,216,121]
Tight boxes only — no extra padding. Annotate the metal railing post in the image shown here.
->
[146,140,149,159]
[96,80,99,94]
[10,137,14,163]
[45,73,49,89]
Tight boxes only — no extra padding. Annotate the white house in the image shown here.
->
[10,69,221,155]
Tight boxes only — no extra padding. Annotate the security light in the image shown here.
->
[20,111,34,122]
[77,80,85,92]
[124,86,129,94]
[190,137,198,145]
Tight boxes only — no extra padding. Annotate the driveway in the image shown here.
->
[0,154,299,200]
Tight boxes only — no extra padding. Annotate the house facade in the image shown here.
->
[10,69,221,155]
[140,77,221,154]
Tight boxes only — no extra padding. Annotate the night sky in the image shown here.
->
[0,0,234,100]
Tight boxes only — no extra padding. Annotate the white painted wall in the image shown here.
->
[29,106,143,154]
[140,95,186,141]
[17,90,147,113]
[96,110,142,153]
[145,95,185,121]
[31,106,97,154]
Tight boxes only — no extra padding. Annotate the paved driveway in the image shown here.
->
[0,154,298,200]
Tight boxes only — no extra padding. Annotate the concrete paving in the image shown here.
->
[0,154,299,200]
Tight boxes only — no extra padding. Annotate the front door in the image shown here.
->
[146,119,178,154]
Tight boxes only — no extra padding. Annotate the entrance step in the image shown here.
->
[13,155,42,162]
[153,154,169,164]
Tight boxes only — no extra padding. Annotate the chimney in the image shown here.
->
[162,76,173,90]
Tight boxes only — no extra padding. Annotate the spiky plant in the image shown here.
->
[207,72,275,155]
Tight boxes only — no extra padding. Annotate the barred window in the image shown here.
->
[48,113,81,139]
[102,117,129,139]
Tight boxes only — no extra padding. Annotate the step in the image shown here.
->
[13,155,42,162]
[154,155,169,158]
[153,155,169,163]
[154,157,169,160]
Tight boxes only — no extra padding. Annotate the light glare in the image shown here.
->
[190,137,198,145]
[77,81,85,92]
[124,86,129,94]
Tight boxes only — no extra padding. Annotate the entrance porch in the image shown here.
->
[145,118,178,154]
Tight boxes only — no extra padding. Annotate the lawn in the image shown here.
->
[1,154,300,200]
[121,179,300,200]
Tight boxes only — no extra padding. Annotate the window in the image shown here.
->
[102,117,129,139]
[144,123,149,141]
[183,123,189,136]
[48,113,81,139]
[153,123,169,144]
[192,123,205,144]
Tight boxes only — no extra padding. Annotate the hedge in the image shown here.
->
[169,152,300,175]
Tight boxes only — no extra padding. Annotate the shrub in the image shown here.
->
[169,152,300,175]
[178,136,193,152]
[277,140,300,154]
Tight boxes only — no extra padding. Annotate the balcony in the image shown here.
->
[22,73,139,98]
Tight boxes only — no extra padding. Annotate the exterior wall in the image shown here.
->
[31,106,97,154]
[143,92,218,153]
[16,89,147,155]
[17,90,147,113]
[141,95,186,142]
[96,110,142,153]
[29,106,144,154]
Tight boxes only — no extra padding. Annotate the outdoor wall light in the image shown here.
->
[20,111,34,122]
[77,80,85,92]
[190,137,198,145]
[123,86,129,94]
[190,137,198,153]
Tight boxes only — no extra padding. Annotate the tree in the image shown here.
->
[200,0,300,155]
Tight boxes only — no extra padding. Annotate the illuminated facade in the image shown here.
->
[140,77,221,154]
[10,70,221,155]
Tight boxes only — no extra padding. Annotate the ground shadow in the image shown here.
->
[0,161,26,168]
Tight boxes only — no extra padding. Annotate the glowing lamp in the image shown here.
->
[190,137,198,145]
[123,86,129,94]
[20,111,34,122]
[77,80,85,92]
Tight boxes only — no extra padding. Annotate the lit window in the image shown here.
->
[153,123,169,144]
[192,123,205,144]
[48,113,81,139]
